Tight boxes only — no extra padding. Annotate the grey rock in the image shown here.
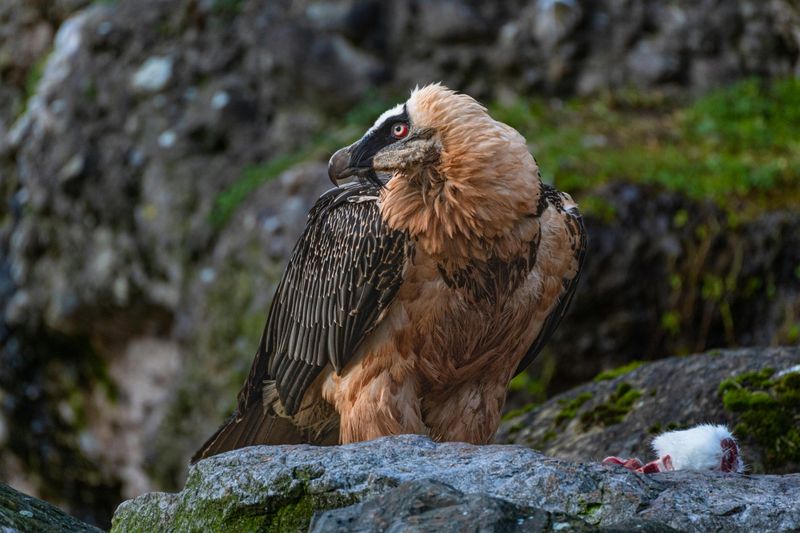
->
[130,56,173,93]
[532,0,584,50]
[309,479,593,533]
[111,434,800,533]
[499,346,800,475]
[0,483,101,533]
[417,0,488,42]
[626,37,682,84]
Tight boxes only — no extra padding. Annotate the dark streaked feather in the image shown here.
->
[245,182,408,415]
[190,404,305,464]
[514,188,587,375]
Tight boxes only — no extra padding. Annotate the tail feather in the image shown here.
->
[191,404,306,464]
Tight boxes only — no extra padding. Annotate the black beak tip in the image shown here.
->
[328,147,350,186]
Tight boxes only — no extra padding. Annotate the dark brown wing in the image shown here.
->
[254,182,408,414]
[514,187,587,375]
[193,182,408,462]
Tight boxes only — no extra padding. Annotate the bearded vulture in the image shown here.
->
[192,84,586,462]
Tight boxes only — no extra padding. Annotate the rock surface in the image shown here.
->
[498,346,800,475]
[111,434,800,533]
[0,482,101,533]
[308,479,594,533]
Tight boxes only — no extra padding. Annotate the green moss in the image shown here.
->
[501,402,537,422]
[787,324,800,344]
[489,78,800,221]
[266,495,315,533]
[165,495,272,533]
[535,429,557,449]
[580,382,642,428]
[593,361,644,382]
[578,501,603,520]
[718,367,800,470]
[554,392,593,425]
[132,471,359,533]
[210,153,305,228]
[649,421,690,436]
[507,370,549,405]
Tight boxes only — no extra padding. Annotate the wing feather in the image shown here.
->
[239,183,408,416]
[515,188,587,375]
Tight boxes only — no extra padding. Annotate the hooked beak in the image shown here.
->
[327,146,375,186]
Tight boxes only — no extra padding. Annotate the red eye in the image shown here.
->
[391,122,409,139]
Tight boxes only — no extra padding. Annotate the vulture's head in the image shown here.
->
[328,84,542,261]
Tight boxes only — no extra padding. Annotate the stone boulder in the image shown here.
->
[309,480,594,533]
[0,482,101,533]
[498,346,800,475]
[110,435,800,533]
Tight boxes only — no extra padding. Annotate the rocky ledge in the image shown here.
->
[0,482,100,533]
[498,346,800,475]
[111,435,800,533]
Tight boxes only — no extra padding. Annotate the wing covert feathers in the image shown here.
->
[193,183,407,463]
[515,184,587,375]
[245,183,408,415]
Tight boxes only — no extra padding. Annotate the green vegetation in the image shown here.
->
[593,360,645,382]
[266,494,317,533]
[580,382,642,428]
[501,402,537,422]
[490,78,800,222]
[114,470,359,533]
[719,367,800,470]
[554,391,593,425]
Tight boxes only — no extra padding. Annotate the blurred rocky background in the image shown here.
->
[0,0,798,528]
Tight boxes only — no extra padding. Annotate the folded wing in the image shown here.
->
[192,182,409,462]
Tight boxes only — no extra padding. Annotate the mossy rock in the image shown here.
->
[498,347,800,474]
[0,482,102,533]
[719,367,800,472]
